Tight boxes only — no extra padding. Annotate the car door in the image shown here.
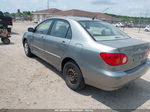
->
[31,19,53,58]
[44,19,72,68]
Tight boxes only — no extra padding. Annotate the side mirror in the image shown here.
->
[28,27,35,32]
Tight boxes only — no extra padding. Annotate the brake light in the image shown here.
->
[100,53,128,66]
[145,48,150,57]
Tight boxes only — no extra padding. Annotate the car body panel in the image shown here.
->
[31,33,46,57]
[43,35,71,68]
[82,60,150,90]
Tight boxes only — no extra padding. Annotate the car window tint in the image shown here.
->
[66,27,72,39]
[79,21,130,41]
[50,20,69,38]
[36,20,53,34]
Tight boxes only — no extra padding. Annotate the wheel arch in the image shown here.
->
[61,57,86,90]
[61,57,80,72]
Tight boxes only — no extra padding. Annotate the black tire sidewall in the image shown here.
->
[24,40,32,57]
[63,61,85,91]
[1,38,10,44]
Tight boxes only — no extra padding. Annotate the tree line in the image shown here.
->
[106,13,150,22]
[3,11,32,18]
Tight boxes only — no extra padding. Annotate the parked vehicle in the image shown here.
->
[145,25,150,32]
[23,17,150,91]
[0,28,11,44]
[114,22,125,27]
[0,11,13,33]
[125,22,134,28]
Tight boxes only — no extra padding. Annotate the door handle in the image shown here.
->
[62,41,65,43]
[62,41,66,45]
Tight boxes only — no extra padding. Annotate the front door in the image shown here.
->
[31,19,53,58]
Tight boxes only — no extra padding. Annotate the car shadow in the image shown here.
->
[11,32,19,35]
[33,56,150,110]
[0,42,15,45]
[34,56,63,78]
[79,79,150,110]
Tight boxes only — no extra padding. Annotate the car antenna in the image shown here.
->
[92,16,96,20]
[92,14,97,20]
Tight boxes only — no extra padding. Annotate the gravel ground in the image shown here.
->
[0,22,150,109]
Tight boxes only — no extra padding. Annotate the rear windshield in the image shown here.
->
[79,21,130,41]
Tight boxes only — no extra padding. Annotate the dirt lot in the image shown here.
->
[0,22,150,109]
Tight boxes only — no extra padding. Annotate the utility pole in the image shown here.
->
[47,0,49,9]
[92,8,109,20]
[138,12,142,33]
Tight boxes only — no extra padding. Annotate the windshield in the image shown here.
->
[79,21,130,41]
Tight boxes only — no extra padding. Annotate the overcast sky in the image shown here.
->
[0,0,150,17]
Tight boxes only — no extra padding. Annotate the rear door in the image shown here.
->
[44,19,72,67]
[31,19,53,57]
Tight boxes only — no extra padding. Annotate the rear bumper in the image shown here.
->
[82,60,150,91]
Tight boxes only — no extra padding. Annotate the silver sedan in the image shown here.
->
[23,17,150,91]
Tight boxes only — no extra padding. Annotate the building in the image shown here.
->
[32,8,120,23]
[54,9,120,23]
[32,8,61,22]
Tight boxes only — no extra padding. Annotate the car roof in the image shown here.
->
[48,16,100,21]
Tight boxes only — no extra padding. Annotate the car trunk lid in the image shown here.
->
[99,38,150,71]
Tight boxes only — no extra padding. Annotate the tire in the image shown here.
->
[145,29,149,32]
[63,61,85,91]
[7,28,11,33]
[24,40,33,57]
[1,38,10,44]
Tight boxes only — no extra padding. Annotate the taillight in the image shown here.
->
[100,53,128,66]
[145,48,150,58]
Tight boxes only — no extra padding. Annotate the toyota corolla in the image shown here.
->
[23,17,150,91]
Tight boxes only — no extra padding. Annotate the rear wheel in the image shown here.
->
[24,40,33,57]
[63,61,85,91]
[1,38,10,44]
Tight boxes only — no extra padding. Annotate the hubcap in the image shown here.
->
[3,39,10,44]
[67,68,78,84]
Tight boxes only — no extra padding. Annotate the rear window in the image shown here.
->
[79,21,130,41]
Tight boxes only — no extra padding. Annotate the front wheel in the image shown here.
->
[63,61,85,91]
[1,38,10,44]
[24,40,33,57]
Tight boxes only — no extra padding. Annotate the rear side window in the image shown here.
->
[35,20,53,34]
[50,20,70,38]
